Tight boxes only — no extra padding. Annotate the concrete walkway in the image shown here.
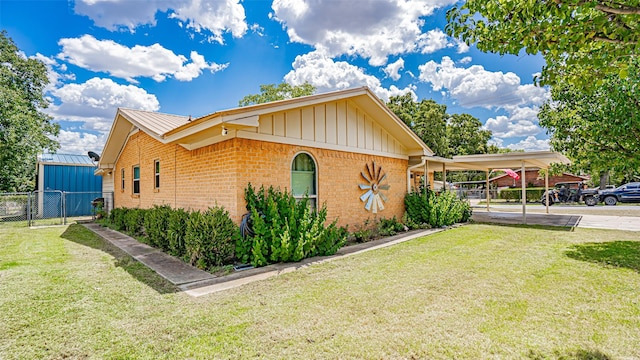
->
[83,223,443,297]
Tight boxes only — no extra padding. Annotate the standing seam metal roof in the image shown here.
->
[118,108,190,137]
[38,154,95,165]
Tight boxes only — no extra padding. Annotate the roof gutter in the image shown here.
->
[407,158,427,193]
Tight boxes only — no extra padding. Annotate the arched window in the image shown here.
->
[291,152,317,208]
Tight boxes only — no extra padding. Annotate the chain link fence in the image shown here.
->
[0,191,113,227]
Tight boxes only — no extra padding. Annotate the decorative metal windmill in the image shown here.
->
[358,161,390,213]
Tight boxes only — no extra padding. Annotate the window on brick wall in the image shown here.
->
[133,165,140,195]
[154,160,160,189]
[121,168,125,191]
[291,152,317,209]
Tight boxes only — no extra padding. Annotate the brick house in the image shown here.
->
[95,87,434,228]
[491,169,589,188]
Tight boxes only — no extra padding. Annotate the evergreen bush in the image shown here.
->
[404,189,472,228]
[144,205,172,250]
[185,206,239,270]
[238,184,347,267]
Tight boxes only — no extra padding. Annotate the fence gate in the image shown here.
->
[30,190,64,226]
[0,192,30,224]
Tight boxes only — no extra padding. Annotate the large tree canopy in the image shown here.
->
[538,61,640,181]
[446,113,492,157]
[0,31,59,192]
[446,0,640,87]
[387,93,492,158]
[387,94,448,157]
[238,82,316,106]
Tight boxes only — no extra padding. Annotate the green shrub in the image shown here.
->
[404,189,472,228]
[185,206,239,270]
[109,207,128,231]
[498,188,545,202]
[144,205,172,251]
[377,216,406,237]
[124,208,146,236]
[238,183,347,267]
[167,208,189,257]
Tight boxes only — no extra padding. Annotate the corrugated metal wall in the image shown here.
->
[43,165,102,216]
[43,165,102,192]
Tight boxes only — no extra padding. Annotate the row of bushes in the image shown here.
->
[104,186,472,271]
[108,205,237,270]
[498,188,545,202]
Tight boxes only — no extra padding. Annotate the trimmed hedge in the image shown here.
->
[498,188,545,202]
[107,205,239,271]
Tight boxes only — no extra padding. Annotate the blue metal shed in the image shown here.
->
[37,154,103,217]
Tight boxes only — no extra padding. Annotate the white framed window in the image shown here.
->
[121,168,125,191]
[291,152,317,208]
[132,165,140,195]
[154,160,160,189]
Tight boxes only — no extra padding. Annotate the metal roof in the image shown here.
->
[118,108,190,137]
[38,153,96,166]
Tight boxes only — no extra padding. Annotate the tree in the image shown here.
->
[538,61,640,184]
[446,113,492,156]
[0,31,59,192]
[446,0,640,87]
[238,82,316,106]
[387,93,449,157]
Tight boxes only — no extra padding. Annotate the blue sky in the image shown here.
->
[1,0,550,155]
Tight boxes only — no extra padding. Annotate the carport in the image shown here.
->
[408,151,571,224]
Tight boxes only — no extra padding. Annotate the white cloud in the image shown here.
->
[48,77,160,131]
[57,35,227,83]
[271,0,457,66]
[506,136,550,151]
[458,56,472,64]
[417,29,449,54]
[384,58,405,81]
[418,56,549,108]
[74,0,247,42]
[56,130,107,154]
[284,51,415,102]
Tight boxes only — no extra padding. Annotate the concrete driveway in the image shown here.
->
[471,203,640,231]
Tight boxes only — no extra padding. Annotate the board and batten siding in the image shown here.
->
[249,99,408,158]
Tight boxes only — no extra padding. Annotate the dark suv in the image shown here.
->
[598,182,640,205]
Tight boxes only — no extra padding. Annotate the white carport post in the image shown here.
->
[486,169,490,212]
[424,161,429,191]
[545,168,549,214]
[521,161,527,224]
[442,163,446,190]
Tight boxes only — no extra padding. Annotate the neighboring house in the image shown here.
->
[491,169,589,188]
[36,153,103,217]
[96,87,433,228]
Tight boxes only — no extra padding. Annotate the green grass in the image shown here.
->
[1,224,640,359]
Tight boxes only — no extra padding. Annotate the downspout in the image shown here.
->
[407,158,427,193]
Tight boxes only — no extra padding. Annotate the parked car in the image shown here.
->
[598,182,640,205]
[540,181,598,206]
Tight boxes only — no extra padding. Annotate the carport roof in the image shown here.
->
[422,151,571,171]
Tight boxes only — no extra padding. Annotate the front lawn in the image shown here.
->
[1,223,639,359]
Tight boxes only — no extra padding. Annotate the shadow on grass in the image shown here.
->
[61,224,178,294]
[565,241,640,273]
[528,349,611,359]
[471,221,575,232]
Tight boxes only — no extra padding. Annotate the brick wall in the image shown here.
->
[114,132,408,228]
[492,169,586,188]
